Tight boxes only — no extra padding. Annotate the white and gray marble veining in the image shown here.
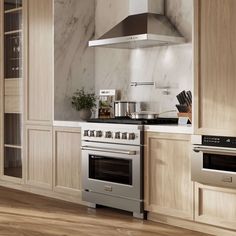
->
[54,0,95,121]
[95,0,193,116]
[54,0,193,120]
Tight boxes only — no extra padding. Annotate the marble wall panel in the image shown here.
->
[54,0,95,121]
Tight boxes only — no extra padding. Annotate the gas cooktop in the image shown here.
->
[87,117,178,125]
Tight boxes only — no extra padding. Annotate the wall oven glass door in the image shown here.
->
[82,142,141,199]
[203,153,236,173]
[89,155,132,185]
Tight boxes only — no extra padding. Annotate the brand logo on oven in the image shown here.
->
[226,139,231,143]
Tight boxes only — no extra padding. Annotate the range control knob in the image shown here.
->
[84,130,89,137]
[115,132,121,139]
[95,130,103,137]
[105,131,112,139]
[122,132,127,140]
[89,130,95,137]
[128,133,136,140]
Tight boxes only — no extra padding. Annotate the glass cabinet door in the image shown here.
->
[3,0,23,178]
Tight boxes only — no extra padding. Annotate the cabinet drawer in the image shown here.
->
[195,183,236,230]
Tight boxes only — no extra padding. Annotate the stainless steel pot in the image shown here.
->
[114,101,137,117]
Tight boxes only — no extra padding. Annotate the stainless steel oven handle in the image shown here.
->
[193,146,236,155]
[81,146,137,155]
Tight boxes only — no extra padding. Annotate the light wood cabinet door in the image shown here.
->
[53,127,82,196]
[25,125,53,189]
[194,0,236,136]
[195,183,236,230]
[144,132,193,220]
[26,0,53,124]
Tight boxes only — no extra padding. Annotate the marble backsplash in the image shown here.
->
[54,0,95,121]
[54,0,193,120]
[95,0,193,115]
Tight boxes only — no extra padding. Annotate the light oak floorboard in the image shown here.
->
[0,187,210,236]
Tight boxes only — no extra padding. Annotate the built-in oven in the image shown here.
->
[191,135,236,188]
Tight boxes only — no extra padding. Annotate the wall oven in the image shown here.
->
[192,135,236,188]
[81,122,144,218]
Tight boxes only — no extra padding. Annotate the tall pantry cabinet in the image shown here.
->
[0,0,53,188]
[194,0,236,136]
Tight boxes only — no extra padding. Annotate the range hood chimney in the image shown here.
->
[89,0,186,49]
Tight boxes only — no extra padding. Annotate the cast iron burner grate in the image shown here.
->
[87,117,178,125]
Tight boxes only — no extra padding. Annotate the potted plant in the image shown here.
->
[71,88,97,120]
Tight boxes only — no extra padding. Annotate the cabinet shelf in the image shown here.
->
[4,78,23,80]
[4,144,22,149]
[4,7,22,14]
[4,29,22,35]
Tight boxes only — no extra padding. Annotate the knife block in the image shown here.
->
[178,112,192,124]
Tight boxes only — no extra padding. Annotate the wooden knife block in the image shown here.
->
[178,112,192,124]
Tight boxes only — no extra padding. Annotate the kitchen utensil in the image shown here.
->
[186,91,192,103]
[176,94,184,105]
[176,90,192,106]
[176,104,190,113]
[129,110,176,120]
[177,91,186,105]
[114,101,137,117]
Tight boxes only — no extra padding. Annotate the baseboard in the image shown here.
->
[0,180,88,206]
[148,212,236,236]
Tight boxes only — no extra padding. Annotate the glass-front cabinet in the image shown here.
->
[3,0,23,179]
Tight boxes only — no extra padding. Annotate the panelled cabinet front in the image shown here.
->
[53,127,82,196]
[26,0,53,124]
[195,183,236,231]
[25,125,52,189]
[144,132,193,220]
[194,0,236,136]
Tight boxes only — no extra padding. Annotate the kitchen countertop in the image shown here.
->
[53,121,193,134]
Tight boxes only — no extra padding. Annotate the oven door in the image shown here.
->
[192,145,236,188]
[81,141,142,199]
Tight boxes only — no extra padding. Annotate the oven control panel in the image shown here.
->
[81,123,143,146]
[83,129,137,140]
[202,135,236,148]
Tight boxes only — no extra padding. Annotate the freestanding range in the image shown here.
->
[81,118,178,219]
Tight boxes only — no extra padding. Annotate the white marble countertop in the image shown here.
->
[144,124,193,134]
[53,121,193,134]
[53,120,85,128]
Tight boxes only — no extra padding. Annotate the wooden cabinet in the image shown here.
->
[0,0,24,182]
[144,132,193,220]
[194,0,236,136]
[195,183,236,231]
[25,125,53,189]
[0,0,53,185]
[26,0,53,124]
[53,127,82,195]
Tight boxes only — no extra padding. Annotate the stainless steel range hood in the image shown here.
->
[89,0,185,49]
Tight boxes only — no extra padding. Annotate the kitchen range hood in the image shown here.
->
[89,0,185,49]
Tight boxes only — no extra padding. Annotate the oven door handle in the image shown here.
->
[193,146,236,155]
[81,146,137,155]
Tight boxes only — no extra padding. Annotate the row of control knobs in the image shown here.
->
[84,130,136,140]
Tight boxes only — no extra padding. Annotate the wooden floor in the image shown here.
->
[0,187,211,236]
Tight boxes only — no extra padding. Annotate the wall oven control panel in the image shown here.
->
[202,135,236,148]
